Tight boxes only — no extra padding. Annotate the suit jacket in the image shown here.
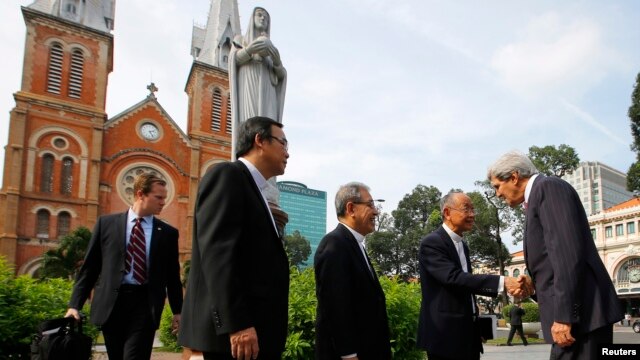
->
[69,212,183,328]
[417,226,500,359]
[178,160,290,354]
[509,306,525,326]
[524,175,623,341]
[314,224,391,360]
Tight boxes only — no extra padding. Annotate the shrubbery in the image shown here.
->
[502,302,540,323]
[159,305,181,351]
[0,256,98,358]
[161,267,423,358]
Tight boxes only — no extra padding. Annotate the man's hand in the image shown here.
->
[64,308,81,321]
[171,314,181,335]
[551,322,575,347]
[505,275,534,298]
[230,327,259,360]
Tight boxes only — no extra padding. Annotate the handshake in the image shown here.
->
[504,275,534,298]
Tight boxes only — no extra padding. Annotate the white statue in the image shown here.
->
[229,7,287,205]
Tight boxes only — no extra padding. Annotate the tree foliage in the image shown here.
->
[368,185,441,280]
[284,230,312,268]
[528,144,580,177]
[465,191,512,269]
[627,73,640,191]
[39,226,92,280]
[0,257,98,358]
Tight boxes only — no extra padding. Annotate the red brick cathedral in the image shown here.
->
[0,0,242,274]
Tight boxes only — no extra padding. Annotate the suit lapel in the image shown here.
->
[148,217,162,274]
[236,161,280,238]
[437,226,463,269]
[114,212,128,275]
[338,224,377,282]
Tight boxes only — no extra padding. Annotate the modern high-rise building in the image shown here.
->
[277,181,327,266]
[562,161,634,215]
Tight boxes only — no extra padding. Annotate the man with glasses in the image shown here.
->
[417,191,531,360]
[314,182,392,360]
[179,116,290,360]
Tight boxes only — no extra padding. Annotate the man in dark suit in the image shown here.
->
[66,173,183,360]
[507,303,528,346]
[314,182,391,360]
[488,150,623,359]
[417,191,528,360]
[179,117,290,360]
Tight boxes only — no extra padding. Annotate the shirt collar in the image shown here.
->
[443,223,463,244]
[339,222,366,246]
[524,173,539,205]
[239,157,268,191]
[128,208,153,224]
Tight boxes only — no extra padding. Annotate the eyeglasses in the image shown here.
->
[352,200,380,209]
[449,207,476,215]
[267,135,288,150]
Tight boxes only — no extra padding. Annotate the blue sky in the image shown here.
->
[1,1,639,252]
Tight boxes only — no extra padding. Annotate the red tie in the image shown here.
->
[125,218,147,284]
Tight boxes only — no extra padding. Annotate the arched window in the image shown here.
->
[68,49,84,98]
[211,88,222,132]
[513,269,521,277]
[40,154,54,193]
[60,157,73,195]
[37,209,50,239]
[57,212,71,238]
[503,270,509,276]
[47,43,63,94]
[225,95,232,135]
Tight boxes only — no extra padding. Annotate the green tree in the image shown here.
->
[465,191,511,269]
[627,73,640,191]
[284,230,311,268]
[528,144,580,177]
[368,185,441,280]
[39,226,92,280]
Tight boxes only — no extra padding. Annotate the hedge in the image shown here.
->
[0,257,98,358]
[160,267,424,359]
[502,302,540,323]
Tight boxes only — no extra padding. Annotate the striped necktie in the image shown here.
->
[125,218,147,284]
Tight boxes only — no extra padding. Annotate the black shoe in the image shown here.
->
[507,343,512,346]
[524,343,528,346]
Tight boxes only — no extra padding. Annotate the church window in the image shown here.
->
[211,88,222,132]
[66,4,77,14]
[46,43,64,94]
[37,209,50,239]
[57,211,71,238]
[40,154,54,193]
[68,49,84,98]
[226,96,232,135]
[60,157,73,195]
[513,269,520,277]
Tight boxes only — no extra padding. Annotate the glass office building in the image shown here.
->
[277,181,327,266]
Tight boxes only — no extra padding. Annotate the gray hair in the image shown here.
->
[335,182,370,217]
[440,191,465,216]
[487,150,539,181]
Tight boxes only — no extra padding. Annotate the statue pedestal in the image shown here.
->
[269,202,289,237]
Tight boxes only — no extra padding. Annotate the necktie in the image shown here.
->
[125,218,147,284]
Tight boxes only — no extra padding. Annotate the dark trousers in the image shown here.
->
[550,324,613,360]
[203,352,282,360]
[101,285,156,360]
[507,324,528,345]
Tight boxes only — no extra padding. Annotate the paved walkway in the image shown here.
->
[92,324,638,360]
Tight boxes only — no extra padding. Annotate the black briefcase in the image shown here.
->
[30,316,92,360]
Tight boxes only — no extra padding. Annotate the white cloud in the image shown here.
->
[491,12,610,99]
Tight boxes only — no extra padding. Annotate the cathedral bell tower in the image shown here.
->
[0,0,114,272]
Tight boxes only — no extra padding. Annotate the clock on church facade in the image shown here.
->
[0,2,237,275]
